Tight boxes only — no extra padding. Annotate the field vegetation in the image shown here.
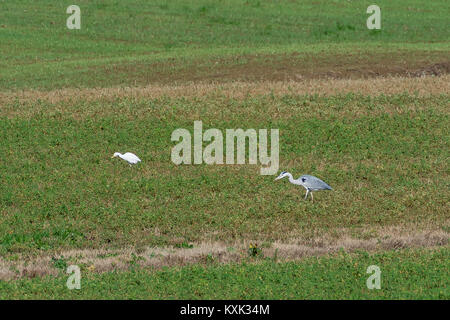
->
[0,0,448,298]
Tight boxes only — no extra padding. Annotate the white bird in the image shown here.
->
[111,152,141,165]
[275,171,332,202]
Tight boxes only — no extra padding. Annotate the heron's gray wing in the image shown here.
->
[300,175,332,190]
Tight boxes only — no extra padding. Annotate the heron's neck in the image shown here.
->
[287,173,301,185]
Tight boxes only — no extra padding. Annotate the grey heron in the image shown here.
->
[275,171,332,202]
[111,152,141,165]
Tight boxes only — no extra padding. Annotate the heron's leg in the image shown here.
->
[304,190,309,200]
[311,192,314,203]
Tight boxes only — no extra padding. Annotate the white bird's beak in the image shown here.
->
[274,176,282,181]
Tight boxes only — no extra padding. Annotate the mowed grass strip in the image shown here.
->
[1,247,448,299]
[0,93,448,255]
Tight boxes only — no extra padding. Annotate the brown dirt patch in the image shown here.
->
[88,51,450,86]
[411,62,450,77]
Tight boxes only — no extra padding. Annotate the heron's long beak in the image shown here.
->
[274,176,282,181]
[111,155,115,158]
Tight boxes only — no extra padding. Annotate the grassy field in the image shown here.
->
[0,93,449,254]
[1,0,449,89]
[0,0,449,299]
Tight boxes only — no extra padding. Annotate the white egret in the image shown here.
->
[111,152,141,166]
[275,171,332,202]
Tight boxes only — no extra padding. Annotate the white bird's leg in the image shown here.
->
[304,189,309,200]
[311,192,314,203]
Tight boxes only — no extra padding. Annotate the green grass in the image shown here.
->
[0,93,448,254]
[1,247,448,299]
[1,0,449,89]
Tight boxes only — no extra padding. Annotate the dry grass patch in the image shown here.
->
[1,226,447,281]
[1,75,449,106]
